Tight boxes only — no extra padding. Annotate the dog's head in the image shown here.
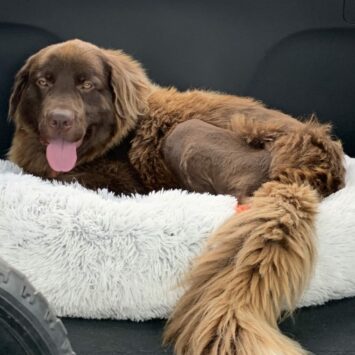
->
[9,39,151,173]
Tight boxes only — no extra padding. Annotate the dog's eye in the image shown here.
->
[37,78,49,87]
[81,80,94,90]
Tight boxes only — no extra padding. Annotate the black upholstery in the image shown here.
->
[246,28,355,155]
[1,1,355,354]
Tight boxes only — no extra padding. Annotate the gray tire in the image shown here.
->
[0,257,75,355]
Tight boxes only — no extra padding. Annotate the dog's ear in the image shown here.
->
[103,49,151,125]
[8,56,34,121]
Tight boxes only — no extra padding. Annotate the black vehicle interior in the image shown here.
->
[1,1,355,354]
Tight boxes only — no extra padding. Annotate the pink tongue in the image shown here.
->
[46,139,77,172]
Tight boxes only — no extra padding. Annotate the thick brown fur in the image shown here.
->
[8,40,346,354]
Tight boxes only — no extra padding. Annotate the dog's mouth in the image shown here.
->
[42,138,83,173]
[40,123,96,173]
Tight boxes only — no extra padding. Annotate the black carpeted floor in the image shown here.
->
[63,297,355,355]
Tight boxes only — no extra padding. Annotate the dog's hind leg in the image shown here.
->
[164,120,345,355]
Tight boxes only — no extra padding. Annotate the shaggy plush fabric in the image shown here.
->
[0,157,354,320]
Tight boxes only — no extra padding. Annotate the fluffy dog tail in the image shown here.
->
[163,118,345,355]
[163,180,318,355]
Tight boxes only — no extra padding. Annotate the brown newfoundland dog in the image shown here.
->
[8,39,345,355]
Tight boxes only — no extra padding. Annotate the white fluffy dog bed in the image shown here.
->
[0,157,355,321]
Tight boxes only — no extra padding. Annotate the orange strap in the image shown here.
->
[235,203,251,213]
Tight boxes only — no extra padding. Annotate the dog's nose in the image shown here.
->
[48,109,75,130]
